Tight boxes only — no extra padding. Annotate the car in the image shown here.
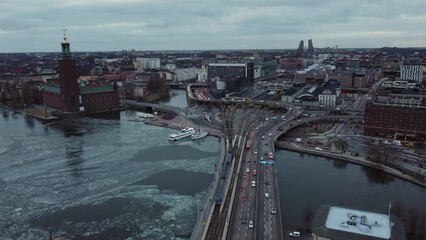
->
[248,221,254,228]
[269,133,272,137]
[243,175,247,179]
[240,218,247,224]
[251,181,256,187]
[254,150,258,154]
[260,156,264,160]
[264,193,270,199]
[262,136,265,139]
[271,208,277,214]
[289,231,300,237]
[314,147,323,151]
[246,167,250,173]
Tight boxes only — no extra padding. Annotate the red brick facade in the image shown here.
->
[364,104,426,139]
[81,91,119,112]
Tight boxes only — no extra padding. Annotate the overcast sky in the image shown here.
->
[1,0,425,52]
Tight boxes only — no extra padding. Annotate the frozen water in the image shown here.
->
[0,110,220,239]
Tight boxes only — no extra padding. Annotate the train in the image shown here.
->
[215,192,223,205]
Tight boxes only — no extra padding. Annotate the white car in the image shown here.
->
[248,221,254,229]
[289,231,300,237]
[254,150,258,154]
[269,133,272,137]
[246,167,250,173]
[264,193,270,199]
[251,181,256,187]
[314,147,323,151]
[271,208,277,214]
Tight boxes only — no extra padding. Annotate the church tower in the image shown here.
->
[58,30,80,112]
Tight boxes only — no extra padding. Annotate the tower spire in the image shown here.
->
[60,29,71,58]
[61,28,68,43]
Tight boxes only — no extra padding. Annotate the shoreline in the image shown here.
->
[275,141,426,188]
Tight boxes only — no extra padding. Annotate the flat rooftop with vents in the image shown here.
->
[311,205,405,240]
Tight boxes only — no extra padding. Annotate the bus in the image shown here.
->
[268,152,274,160]
[246,140,251,150]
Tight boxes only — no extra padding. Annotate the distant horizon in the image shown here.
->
[2,46,426,55]
[1,1,426,52]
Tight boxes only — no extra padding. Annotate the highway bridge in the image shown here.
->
[192,104,363,240]
[123,99,187,114]
[124,98,362,240]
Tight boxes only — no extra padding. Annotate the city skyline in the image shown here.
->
[1,0,426,52]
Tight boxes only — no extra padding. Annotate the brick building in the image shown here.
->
[42,35,119,114]
[364,80,426,140]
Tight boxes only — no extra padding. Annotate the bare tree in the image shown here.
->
[302,204,314,231]
[367,144,382,165]
[406,208,420,240]
[391,201,405,220]
[334,138,349,153]
[390,203,426,240]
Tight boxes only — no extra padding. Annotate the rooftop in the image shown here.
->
[312,205,406,240]
[325,206,390,239]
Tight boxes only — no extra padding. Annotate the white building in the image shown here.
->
[400,58,424,82]
[318,89,337,106]
[311,205,405,240]
[133,58,161,71]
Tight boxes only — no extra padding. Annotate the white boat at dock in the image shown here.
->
[191,130,208,140]
[168,129,196,141]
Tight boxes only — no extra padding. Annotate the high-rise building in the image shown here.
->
[297,40,304,55]
[400,57,424,82]
[307,39,314,54]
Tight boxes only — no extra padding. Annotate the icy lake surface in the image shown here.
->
[0,110,220,239]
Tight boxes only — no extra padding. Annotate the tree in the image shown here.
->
[334,138,349,153]
[391,201,405,220]
[302,204,314,231]
[367,145,382,165]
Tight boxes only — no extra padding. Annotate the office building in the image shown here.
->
[400,57,424,82]
[297,40,304,55]
[364,79,426,140]
[307,39,314,54]
[207,62,254,87]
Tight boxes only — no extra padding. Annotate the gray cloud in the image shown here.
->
[0,0,425,52]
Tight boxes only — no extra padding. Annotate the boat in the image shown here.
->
[136,113,156,118]
[168,129,196,141]
[181,127,195,132]
[191,130,208,140]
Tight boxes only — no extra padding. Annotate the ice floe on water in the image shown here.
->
[0,110,220,239]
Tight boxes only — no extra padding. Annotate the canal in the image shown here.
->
[276,149,426,232]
